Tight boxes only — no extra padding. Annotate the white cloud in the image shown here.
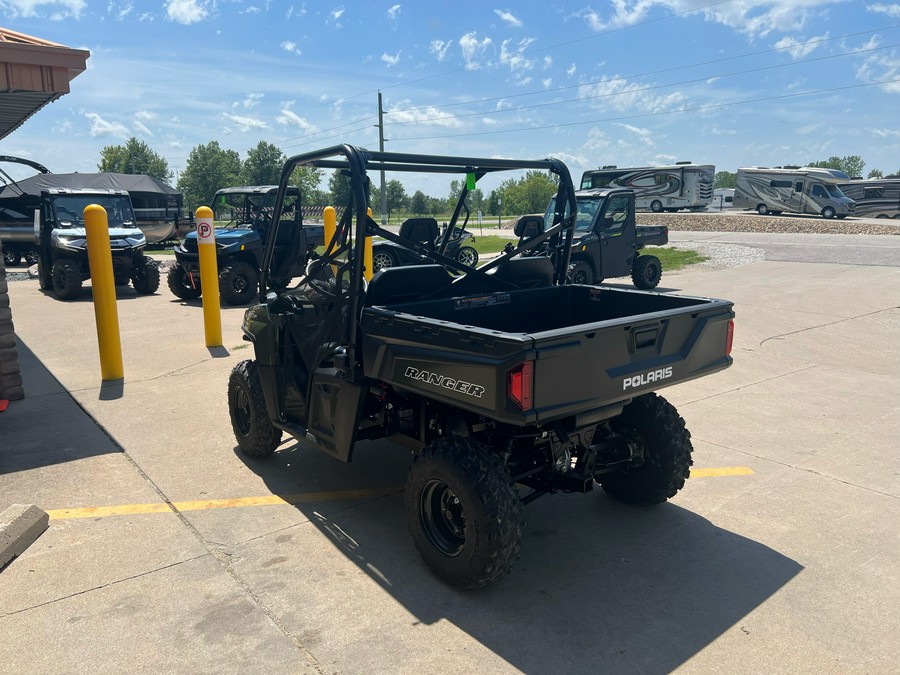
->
[281,41,302,56]
[494,9,523,27]
[499,37,537,79]
[430,39,453,62]
[85,112,129,138]
[543,56,552,70]
[387,103,463,128]
[133,120,153,136]
[567,63,576,77]
[242,5,261,14]
[221,113,269,132]
[135,110,157,121]
[276,107,319,132]
[387,4,401,19]
[0,0,85,18]
[774,34,828,60]
[856,49,900,93]
[331,7,345,20]
[381,51,401,66]
[236,93,264,109]
[579,75,689,114]
[165,0,209,24]
[109,1,133,20]
[459,32,493,71]
[542,78,552,88]
[868,3,900,18]
[871,127,900,138]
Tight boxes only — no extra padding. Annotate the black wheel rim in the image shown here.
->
[232,384,252,436]
[233,273,249,294]
[645,263,659,284]
[419,479,466,557]
[574,269,588,284]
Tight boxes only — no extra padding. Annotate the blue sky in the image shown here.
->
[1,0,899,196]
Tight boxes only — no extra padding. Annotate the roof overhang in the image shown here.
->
[0,27,90,141]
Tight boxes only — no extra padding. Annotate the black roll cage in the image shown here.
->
[259,144,578,368]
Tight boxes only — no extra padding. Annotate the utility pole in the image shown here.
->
[377,91,387,225]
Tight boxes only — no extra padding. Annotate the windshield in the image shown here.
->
[214,191,299,228]
[825,184,847,198]
[544,196,602,233]
[51,195,135,228]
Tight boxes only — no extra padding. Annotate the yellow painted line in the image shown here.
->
[691,466,754,478]
[47,487,404,521]
[46,467,753,521]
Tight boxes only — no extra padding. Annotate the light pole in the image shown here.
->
[497,196,502,228]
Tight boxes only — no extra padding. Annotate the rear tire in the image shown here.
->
[131,256,160,294]
[650,200,663,213]
[631,255,662,290]
[756,204,769,215]
[52,259,82,300]
[219,261,258,305]
[25,248,40,266]
[167,265,201,300]
[600,393,693,505]
[228,360,282,458]
[406,436,523,589]
[372,247,396,272]
[456,246,479,267]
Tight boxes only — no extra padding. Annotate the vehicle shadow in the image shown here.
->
[236,438,802,673]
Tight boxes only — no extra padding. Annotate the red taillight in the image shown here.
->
[726,319,734,356]
[507,361,534,410]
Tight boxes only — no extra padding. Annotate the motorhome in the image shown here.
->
[733,166,855,219]
[837,177,900,219]
[579,162,714,212]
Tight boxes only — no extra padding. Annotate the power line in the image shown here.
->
[384,41,899,128]
[388,78,900,143]
[383,24,900,116]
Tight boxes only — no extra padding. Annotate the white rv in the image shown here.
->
[837,178,900,219]
[579,162,714,212]
[734,166,855,219]
[712,188,735,210]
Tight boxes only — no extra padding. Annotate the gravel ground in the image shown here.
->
[636,210,900,235]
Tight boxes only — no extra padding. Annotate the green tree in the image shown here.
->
[327,169,352,206]
[98,137,172,182]
[410,190,428,215]
[498,171,559,215]
[867,168,883,179]
[714,170,737,189]
[289,165,326,204]
[240,141,284,186]
[177,141,241,211]
[384,179,408,214]
[808,155,865,178]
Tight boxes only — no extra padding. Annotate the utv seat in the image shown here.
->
[514,214,544,246]
[398,218,440,249]
[365,264,452,306]
[486,256,554,289]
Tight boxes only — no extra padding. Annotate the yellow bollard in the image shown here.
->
[84,205,124,381]
[196,206,222,347]
[323,206,337,255]
[364,207,374,281]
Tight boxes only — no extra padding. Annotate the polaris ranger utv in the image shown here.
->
[228,145,735,589]
[168,186,324,305]
[35,188,159,301]
[543,188,669,289]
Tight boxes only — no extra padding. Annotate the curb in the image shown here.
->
[0,504,49,570]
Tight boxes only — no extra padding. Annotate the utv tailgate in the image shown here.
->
[361,284,733,426]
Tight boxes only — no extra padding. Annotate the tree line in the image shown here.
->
[713,155,900,189]
[97,137,559,219]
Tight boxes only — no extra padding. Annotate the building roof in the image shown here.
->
[0,27,90,141]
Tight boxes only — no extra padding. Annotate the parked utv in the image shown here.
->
[228,145,734,589]
[34,188,159,301]
[542,188,668,289]
[371,218,479,272]
[168,186,324,305]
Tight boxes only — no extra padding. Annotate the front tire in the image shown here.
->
[52,259,82,300]
[167,265,201,300]
[600,393,693,505]
[569,259,593,285]
[25,248,40,266]
[406,436,524,589]
[219,261,258,305]
[650,200,663,213]
[822,207,836,219]
[456,246,479,267]
[631,254,662,289]
[3,249,22,267]
[131,256,160,294]
[228,360,282,458]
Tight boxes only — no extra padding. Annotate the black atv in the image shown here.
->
[168,186,323,305]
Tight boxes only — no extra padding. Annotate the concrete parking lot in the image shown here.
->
[2,233,899,673]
